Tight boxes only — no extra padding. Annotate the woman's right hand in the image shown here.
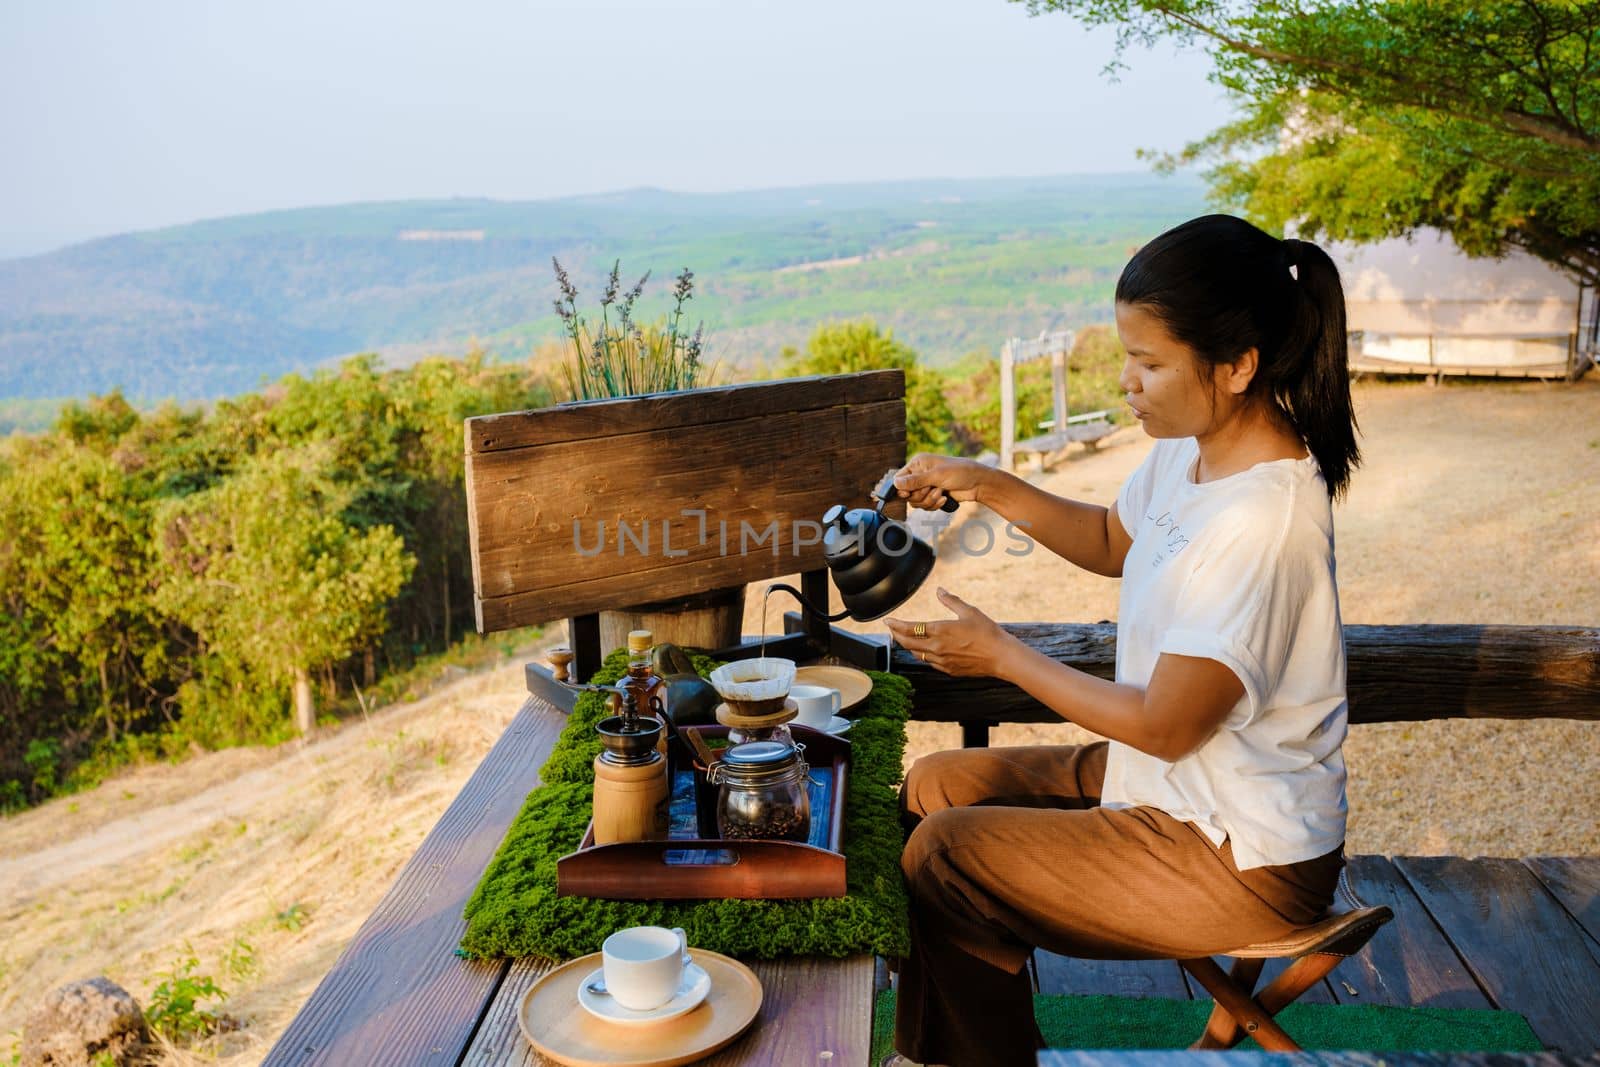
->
[893,453,990,511]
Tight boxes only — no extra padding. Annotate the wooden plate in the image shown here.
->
[518,947,763,1067]
[793,665,873,713]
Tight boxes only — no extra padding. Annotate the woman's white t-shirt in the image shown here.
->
[1101,436,1348,871]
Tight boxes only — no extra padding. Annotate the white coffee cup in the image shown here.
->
[601,925,690,1011]
[790,684,842,728]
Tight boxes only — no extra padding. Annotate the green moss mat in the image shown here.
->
[871,990,1542,1062]
[459,649,913,961]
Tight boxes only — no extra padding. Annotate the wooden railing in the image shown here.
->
[886,623,1600,738]
[770,615,1599,746]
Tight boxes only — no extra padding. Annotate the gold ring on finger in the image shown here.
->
[919,651,928,662]
[912,623,927,638]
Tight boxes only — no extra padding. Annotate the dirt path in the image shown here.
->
[2,750,316,896]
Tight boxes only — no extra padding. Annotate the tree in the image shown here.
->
[0,438,172,766]
[781,320,955,456]
[153,444,415,735]
[1018,0,1600,284]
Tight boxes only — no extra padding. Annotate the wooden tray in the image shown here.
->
[556,726,850,900]
[518,947,762,1067]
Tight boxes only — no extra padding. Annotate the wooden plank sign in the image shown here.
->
[464,371,907,633]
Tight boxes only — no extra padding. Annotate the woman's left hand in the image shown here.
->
[885,588,1014,677]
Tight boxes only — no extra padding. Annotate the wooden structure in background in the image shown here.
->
[1335,230,1597,381]
[999,329,1115,472]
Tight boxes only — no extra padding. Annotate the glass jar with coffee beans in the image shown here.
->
[707,739,811,841]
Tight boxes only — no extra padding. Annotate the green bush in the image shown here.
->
[145,954,227,1042]
[779,319,954,457]
[0,352,555,809]
[23,739,60,796]
[222,938,258,982]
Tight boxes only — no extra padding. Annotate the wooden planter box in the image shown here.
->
[463,371,909,677]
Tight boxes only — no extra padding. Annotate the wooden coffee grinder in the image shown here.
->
[592,684,669,844]
[546,647,670,844]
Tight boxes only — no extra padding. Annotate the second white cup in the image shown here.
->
[601,925,689,1011]
[790,684,842,728]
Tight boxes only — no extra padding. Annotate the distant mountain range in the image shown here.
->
[0,174,1207,405]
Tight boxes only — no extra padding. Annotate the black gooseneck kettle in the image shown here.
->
[768,467,958,623]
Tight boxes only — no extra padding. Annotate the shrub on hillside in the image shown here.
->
[780,319,954,457]
[0,351,556,809]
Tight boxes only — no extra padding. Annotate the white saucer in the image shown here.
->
[796,715,852,735]
[577,962,712,1026]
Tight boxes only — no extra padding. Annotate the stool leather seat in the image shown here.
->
[1180,868,1395,1051]
[1225,875,1393,957]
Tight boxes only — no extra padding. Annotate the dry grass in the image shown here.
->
[0,648,548,1064]
[1,377,1596,1064]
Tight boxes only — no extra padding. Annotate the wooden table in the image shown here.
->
[262,692,877,1066]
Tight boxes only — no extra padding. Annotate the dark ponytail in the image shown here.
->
[1115,214,1361,500]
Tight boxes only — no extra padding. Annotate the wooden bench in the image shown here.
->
[999,329,1117,471]
[1011,412,1117,470]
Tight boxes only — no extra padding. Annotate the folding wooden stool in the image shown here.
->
[1179,868,1393,1051]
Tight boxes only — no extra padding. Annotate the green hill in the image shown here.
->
[0,174,1207,402]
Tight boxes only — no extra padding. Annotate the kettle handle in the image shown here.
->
[871,467,961,514]
[765,582,852,623]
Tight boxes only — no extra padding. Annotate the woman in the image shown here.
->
[882,214,1360,1067]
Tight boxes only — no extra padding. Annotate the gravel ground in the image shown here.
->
[747,377,1600,858]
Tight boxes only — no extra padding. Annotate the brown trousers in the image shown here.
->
[894,742,1343,1067]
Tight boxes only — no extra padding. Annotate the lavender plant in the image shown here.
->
[553,258,708,400]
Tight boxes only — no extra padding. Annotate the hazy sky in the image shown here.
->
[1,0,1232,259]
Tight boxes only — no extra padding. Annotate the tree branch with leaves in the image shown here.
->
[1018,0,1600,283]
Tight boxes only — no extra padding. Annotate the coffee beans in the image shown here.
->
[718,806,809,841]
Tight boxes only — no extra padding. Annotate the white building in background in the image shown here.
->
[1328,229,1597,380]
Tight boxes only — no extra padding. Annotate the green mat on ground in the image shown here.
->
[459,648,912,961]
[870,989,1543,1061]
